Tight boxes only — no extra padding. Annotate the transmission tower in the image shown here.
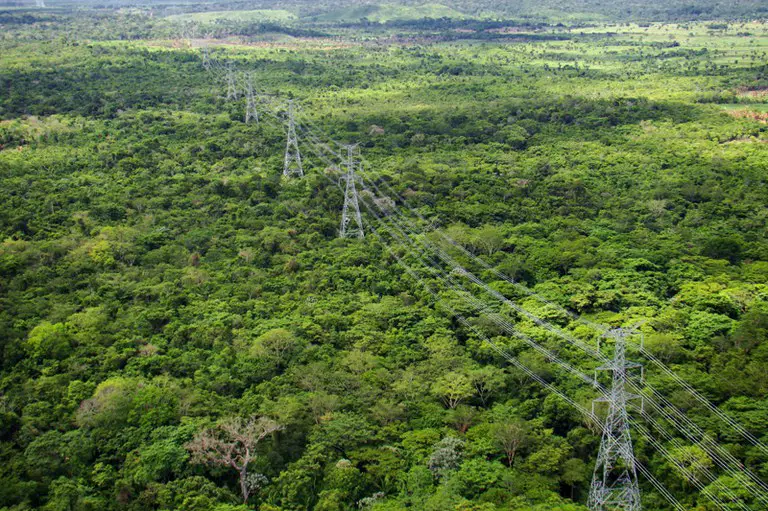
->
[226,67,238,100]
[283,100,303,178]
[589,328,643,511]
[244,74,259,125]
[202,46,211,70]
[339,144,364,239]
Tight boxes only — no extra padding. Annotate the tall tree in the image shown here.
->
[492,420,529,467]
[186,416,282,503]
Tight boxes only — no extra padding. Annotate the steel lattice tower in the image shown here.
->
[339,145,364,239]
[202,47,211,70]
[283,100,303,178]
[244,74,259,125]
[589,328,643,511]
[226,67,238,100]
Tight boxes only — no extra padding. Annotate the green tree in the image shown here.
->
[432,372,474,409]
[250,328,303,370]
[428,437,465,478]
[24,322,71,360]
[560,458,588,499]
[469,366,506,406]
[491,420,529,467]
[667,446,714,486]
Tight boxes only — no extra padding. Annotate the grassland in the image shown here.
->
[310,3,471,23]
[165,9,297,23]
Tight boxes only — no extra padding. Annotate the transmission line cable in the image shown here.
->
[198,54,766,508]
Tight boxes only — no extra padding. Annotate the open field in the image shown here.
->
[166,9,298,23]
[311,3,472,23]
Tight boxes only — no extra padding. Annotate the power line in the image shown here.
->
[298,123,750,511]
[309,130,768,509]
[361,163,768,459]
[197,51,768,509]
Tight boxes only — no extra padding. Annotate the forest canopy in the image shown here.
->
[1,2,767,511]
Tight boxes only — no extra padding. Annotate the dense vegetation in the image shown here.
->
[1,4,767,511]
